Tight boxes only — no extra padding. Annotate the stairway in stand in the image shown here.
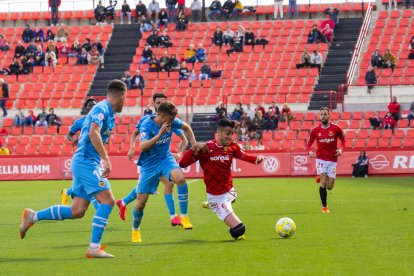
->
[191,113,218,142]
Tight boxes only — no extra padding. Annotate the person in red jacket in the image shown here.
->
[383,112,396,133]
[387,96,400,122]
[49,0,61,26]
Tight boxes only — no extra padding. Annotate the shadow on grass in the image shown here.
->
[0,257,53,263]
[107,238,237,247]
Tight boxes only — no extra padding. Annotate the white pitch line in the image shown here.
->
[187,179,200,184]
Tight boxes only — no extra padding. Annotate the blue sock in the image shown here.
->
[122,187,137,206]
[132,208,144,230]
[164,194,176,217]
[177,183,188,216]
[36,205,73,221]
[90,203,113,245]
[91,199,100,210]
[66,187,73,196]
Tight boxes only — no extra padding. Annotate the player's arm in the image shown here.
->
[336,127,345,156]
[306,129,316,158]
[140,122,169,152]
[179,148,199,168]
[127,128,140,160]
[89,122,111,178]
[234,144,264,165]
[66,131,78,146]
[181,122,197,146]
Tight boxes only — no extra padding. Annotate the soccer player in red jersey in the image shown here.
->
[179,118,264,240]
[306,107,345,213]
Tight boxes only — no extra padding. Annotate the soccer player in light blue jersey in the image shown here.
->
[116,93,189,228]
[130,100,196,242]
[19,80,127,258]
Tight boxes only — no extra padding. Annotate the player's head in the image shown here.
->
[107,79,127,113]
[319,107,330,124]
[84,98,98,113]
[153,92,167,112]
[217,118,235,146]
[157,101,177,124]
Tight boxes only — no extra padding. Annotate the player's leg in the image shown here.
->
[169,168,192,230]
[116,186,137,221]
[160,176,181,226]
[326,162,337,191]
[224,213,246,240]
[131,193,150,243]
[316,159,329,213]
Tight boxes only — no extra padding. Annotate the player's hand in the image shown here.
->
[158,122,169,137]
[335,149,343,156]
[101,158,112,178]
[192,142,207,155]
[72,139,79,147]
[309,151,316,158]
[127,148,135,160]
[256,156,265,164]
[173,152,182,160]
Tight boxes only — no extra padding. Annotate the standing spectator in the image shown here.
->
[175,10,189,31]
[47,107,61,133]
[222,0,235,21]
[77,47,89,64]
[147,30,161,47]
[371,49,384,68]
[22,25,34,43]
[55,24,69,42]
[178,61,190,82]
[212,26,224,47]
[324,7,339,28]
[34,46,46,66]
[281,103,294,122]
[46,29,55,41]
[140,15,154,33]
[148,54,160,72]
[388,0,397,10]
[87,45,104,68]
[139,44,153,68]
[158,9,169,29]
[274,0,284,20]
[223,26,235,46]
[230,102,244,121]
[159,30,173,48]
[184,43,196,64]
[352,150,369,178]
[148,0,160,22]
[34,27,45,44]
[245,27,255,49]
[199,63,211,80]
[190,0,202,22]
[131,70,145,94]
[296,48,311,69]
[288,0,298,19]
[120,0,132,24]
[144,105,153,115]
[49,0,61,26]
[168,54,180,71]
[121,70,132,88]
[210,60,222,78]
[365,66,376,94]
[0,35,10,52]
[14,41,26,58]
[0,78,8,117]
[25,110,36,126]
[232,0,244,20]
[14,110,25,126]
[208,0,222,21]
[388,96,400,122]
[159,51,170,72]
[94,2,106,24]
[307,24,325,43]
[310,50,323,72]
[135,0,148,23]
[321,24,334,44]
[104,0,118,23]
[177,0,186,14]
[35,108,48,133]
[383,49,396,72]
[195,43,207,63]
[166,0,177,21]
[369,111,382,129]
[383,112,396,133]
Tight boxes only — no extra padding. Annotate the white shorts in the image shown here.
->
[316,159,337,179]
[207,188,237,221]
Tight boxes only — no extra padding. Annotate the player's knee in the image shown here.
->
[327,186,333,191]
[175,176,186,185]
[229,223,245,239]
[136,201,146,211]
[72,208,86,218]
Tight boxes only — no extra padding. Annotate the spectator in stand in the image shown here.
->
[199,63,211,80]
[383,49,396,72]
[388,0,397,10]
[236,120,249,142]
[148,54,160,72]
[0,142,9,155]
[121,70,132,88]
[140,15,154,33]
[34,46,46,66]
[58,39,70,58]
[175,10,189,31]
[139,44,153,68]
[131,70,145,94]
[22,25,34,43]
[191,0,202,22]
[388,96,400,122]
[67,39,82,63]
[159,30,173,48]
[87,45,104,68]
[369,111,382,129]
[159,51,170,72]
[14,41,26,58]
[210,60,222,78]
[321,24,334,44]
[47,39,59,56]
[195,43,207,63]
[230,102,244,121]
[147,30,161,47]
[383,112,396,133]
[264,108,278,130]
[310,49,323,72]
[321,15,335,32]
[403,0,413,8]
[0,78,8,117]
[135,0,148,23]
[158,9,169,29]
[223,26,235,46]
[35,108,48,132]
[25,110,36,126]
[242,139,253,150]
[409,39,414,59]
[177,0,186,14]
[371,49,384,68]
[120,0,132,24]
[296,48,311,69]
[324,7,339,28]
[14,109,25,126]
[288,0,298,19]
[232,0,244,20]
[104,0,118,23]
[94,2,106,24]
[49,0,61,26]
[144,105,153,115]
[208,0,222,21]
[168,54,180,71]
[407,101,414,127]
[93,39,104,56]
[307,24,325,43]
[47,107,61,133]
[352,150,369,178]
[212,26,224,48]
[166,0,177,22]
[226,31,243,57]
[270,102,280,117]
[254,140,265,150]
[34,27,45,44]
[25,40,37,59]
[222,0,235,21]
[281,103,294,122]
[178,61,190,83]
[82,38,92,52]
[274,0,284,20]
[245,27,255,49]
[364,66,376,94]
[55,24,69,42]
[21,56,32,74]
[184,43,196,64]
[0,35,10,52]
[46,29,55,41]
[148,0,160,22]
[239,111,252,127]
[189,69,197,87]
[8,57,21,75]
[45,51,57,67]
[77,47,89,65]
[252,110,264,139]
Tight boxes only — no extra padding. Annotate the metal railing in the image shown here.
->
[338,84,396,111]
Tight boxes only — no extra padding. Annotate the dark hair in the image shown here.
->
[153,92,167,102]
[157,101,177,117]
[107,79,127,96]
[319,107,330,113]
[218,118,235,129]
[85,97,98,107]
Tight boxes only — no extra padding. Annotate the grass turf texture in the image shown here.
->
[1,177,414,275]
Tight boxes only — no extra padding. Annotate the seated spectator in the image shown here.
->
[216,101,227,115]
[383,112,396,133]
[168,54,180,71]
[135,0,147,24]
[120,0,132,24]
[388,96,400,122]
[46,40,59,56]
[239,111,252,127]
[237,120,250,141]
[159,30,173,48]
[232,0,243,20]
[148,54,160,72]
[254,140,265,150]
[121,70,132,88]
[383,49,396,72]
[147,30,161,47]
[264,108,278,130]
[144,105,153,115]
[45,51,57,67]
[321,24,334,44]
[82,38,92,52]
[310,50,323,72]
[148,0,160,22]
[211,60,222,78]
[403,0,413,8]
[230,102,243,121]
[208,0,222,21]
[352,150,368,178]
[269,102,280,118]
[369,111,382,129]
[175,10,189,31]
[25,40,38,59]
[365,66,376,94]
[371,49,383,68]
[324,7,339,28]
[307,24,325,43]
[252,110,264,139]
[212,26,224,47]
[35,108,48,132]
[178,61,190,82]
[245,27,255,49]
[58,39,70,58]
[8,57,21,75]
[223,26,235,46]
[140,15,154,33]
[55,24,69,42]
[67,39,82,62]
[189,69,197,87]
[14,41,26,58]
[184,43,196,64]
[281,103,294,122]
[87,45,104,68]
[14,109,25,126]
[222,0,235,21]
[159,51,170,72]
[92,39,104,56]
[158,9,169,29]
[407,100,414,127]
[95,2,106,24]
[77,47,89,65]
[34,46,45,66]
[139,44,153,68]
[22,25,34,43]
[296,48,311,69]
[409,39,414,59]
[255,104,266,119]
[0,142,9,155]
[226,33,243,57]
[25,110,36,126]
[321,15,335,31]
[199,63,211,80]
[241,139,252,150]
[47,107,61,133]
[46,29,55,41]
[0,35,10,52]
[20,56,32,74]
[195,43,207,63]
[131,70,145,94]
[104,0,118,22]
[33,27,45,44]
[191,0,202,22]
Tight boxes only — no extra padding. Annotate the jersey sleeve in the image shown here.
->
[136,116,146,131]
[69,118,82,134]
[179,149,199,168]
[139,125,152,142]
[173,128,184,136]
[306,128,316,151]
[171,117,183,130]
[89,106,106,129]
[337,126,345,150]
[233,144,257,164]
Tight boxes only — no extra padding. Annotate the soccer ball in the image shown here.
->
[275,217,296,238]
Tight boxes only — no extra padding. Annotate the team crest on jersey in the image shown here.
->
[318,133,322,136]
[328,131,334,136]
[99,181,105,188]
[98,113,104,121]
[140,132,146,138]
[224,147,228,152]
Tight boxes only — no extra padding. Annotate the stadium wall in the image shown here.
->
[1,150,413,181]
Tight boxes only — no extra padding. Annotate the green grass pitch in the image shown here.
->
[1,177,414,275]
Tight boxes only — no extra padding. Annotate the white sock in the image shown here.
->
[89,243,100,249]
[170,214,177,219]
[33,213,38,222]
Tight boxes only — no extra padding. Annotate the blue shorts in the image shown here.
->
[137,157,180,194]
[71,158,111,201]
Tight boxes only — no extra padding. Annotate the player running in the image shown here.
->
[131,100,196,242]
[61,98,99,209]
[179,118,264,240]
[19,80,127,258]
[306,107,345,213]
[116,93,189,228]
